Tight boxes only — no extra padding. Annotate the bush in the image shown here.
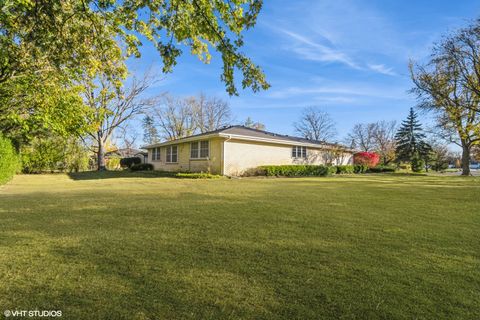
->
[354,164,369,173]
[0,135,19,185]
[106,156,121,170]
[130,163,154,171]
[411,155,425,173]
[336,165,354,174]
[327,166,338,175]
[259,165,333,177]
[175,172,221,179]
[354,152,380,168]
[368,165,396,173]
[21,137,90,173]
[120,157,142,168]
[253,165,371,177]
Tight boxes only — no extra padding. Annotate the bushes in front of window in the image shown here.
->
[175,172,221,179]
[255,165,374,177]
[258,165,335,177]
[131,163,154,171]
[336,165,355,174]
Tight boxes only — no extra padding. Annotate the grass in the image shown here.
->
[0,173,479,319]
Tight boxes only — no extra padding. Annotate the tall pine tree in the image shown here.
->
[395,108,431,169]
[142,116,159,145]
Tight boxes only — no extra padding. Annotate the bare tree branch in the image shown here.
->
[294,107,336,142]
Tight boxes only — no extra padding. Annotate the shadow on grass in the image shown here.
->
[68,170,177,180]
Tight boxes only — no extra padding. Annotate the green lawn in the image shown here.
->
[0,173,479,319]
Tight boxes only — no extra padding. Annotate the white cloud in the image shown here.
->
[268,26,398,76]
[274,28,361,69]
[367,63,397,76]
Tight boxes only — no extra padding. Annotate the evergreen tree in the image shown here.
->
[395,108,431,170]
[142,116,159,145]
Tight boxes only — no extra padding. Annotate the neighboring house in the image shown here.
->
[105,148,148,163]
[143,126,354,176]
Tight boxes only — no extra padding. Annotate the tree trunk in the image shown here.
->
[97,137,106,171]
[461,143,471,176]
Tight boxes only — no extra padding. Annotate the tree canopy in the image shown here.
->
[410,19,480,175]
[0,0,269,95]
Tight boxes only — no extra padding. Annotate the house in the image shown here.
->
[143,126,354,176]
[105,148,148,163]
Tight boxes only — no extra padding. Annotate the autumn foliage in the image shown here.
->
[353,152,380,168]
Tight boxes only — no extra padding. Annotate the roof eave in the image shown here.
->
[142,132,354,153]
[141,133,221,149]
[219,133,354,152]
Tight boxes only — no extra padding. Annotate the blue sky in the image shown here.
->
[127,0,480,142]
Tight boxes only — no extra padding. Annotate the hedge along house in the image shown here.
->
[143,126,354,176]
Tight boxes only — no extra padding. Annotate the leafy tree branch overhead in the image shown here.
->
[0,0,269,95]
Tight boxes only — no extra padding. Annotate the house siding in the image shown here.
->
[223,139,353,176]
[147,138,223,174]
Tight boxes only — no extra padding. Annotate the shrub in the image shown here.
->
[120,157,142,168]
[242,167,267,177]
[175,172,221,179]
[21,137,90,173]
[411,155,425,173]
[0,135,19,185]
[368,165,396,173]
[106,156,121,170]
[398,163,411,171]
[354,164,369,173]
[259,165,332,177]
[353,152,380,168]
[327,166,338,175]
[336,165,354,174]
[130,163,154,171]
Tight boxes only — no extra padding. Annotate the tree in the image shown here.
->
[83,73,153,170]
[1,0,269,158]
[372,120,397,165]
[294,107,336,141]
[142,115,160,145]
[353,152,380,168]
[395,108,431,169]
[243,117,266,130]
[21,136,90,173]
[427,141,451,171]
[0,72,91,148]
[410,20,480,175]
[0,0,269,96]
[152,94,197,141]
[347,123,376,152]
[192,94,232,133]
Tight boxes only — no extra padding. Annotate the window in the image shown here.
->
[190,140,209,159]
[151,147,161,161]
[190,141,199,158]
[166,145,178,163]
[292,146,307,158]
[200,140,209,158]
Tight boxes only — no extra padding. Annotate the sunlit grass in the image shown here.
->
[0,173,479,319]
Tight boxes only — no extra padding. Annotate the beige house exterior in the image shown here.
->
[143,126,354,176]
